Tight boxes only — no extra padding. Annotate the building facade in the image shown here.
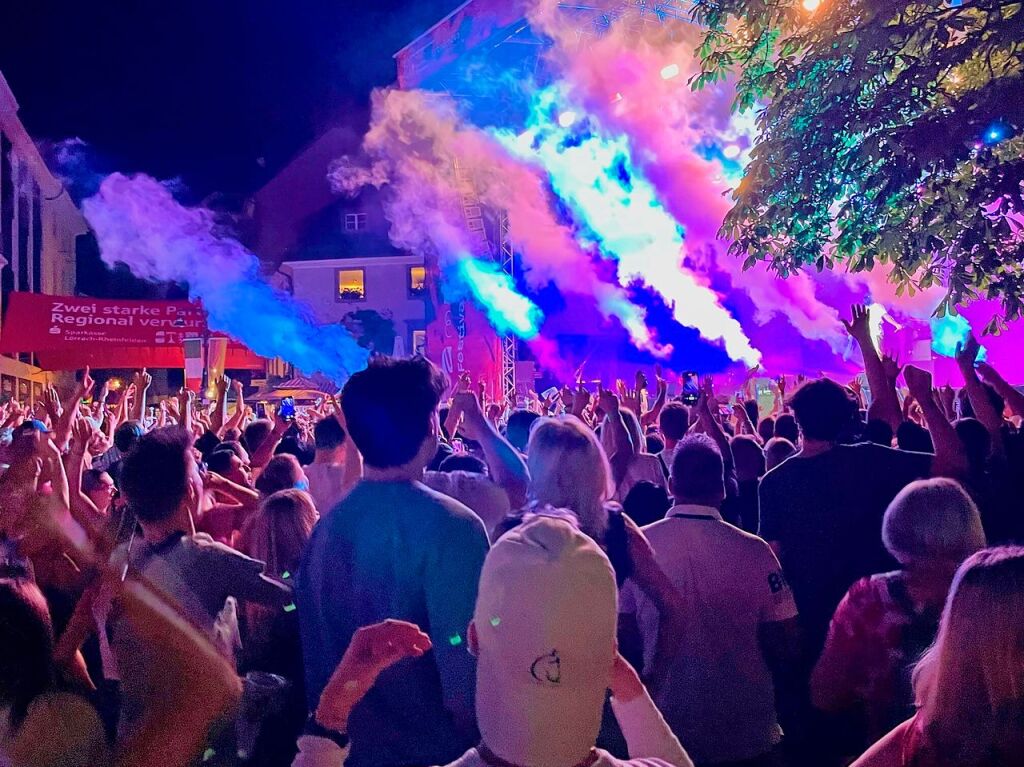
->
[248,126,427,363]
[0,70,87,400]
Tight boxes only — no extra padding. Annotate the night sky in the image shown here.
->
[1,0,460,198]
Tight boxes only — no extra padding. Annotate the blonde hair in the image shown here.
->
[883,478,986,566]
[912,547,1024,765]
[238,489,317,653]
[528,416,613,540]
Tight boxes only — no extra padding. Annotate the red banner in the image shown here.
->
[0,293,263,371]
[425,292,502,403]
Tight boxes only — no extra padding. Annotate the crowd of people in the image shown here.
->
[2,303,1024,767]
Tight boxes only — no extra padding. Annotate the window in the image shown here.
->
[344,212,368,232]
[408,265,426,298]
[336,268,366,301]
[412,330,426,357]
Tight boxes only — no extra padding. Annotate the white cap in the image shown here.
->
[474,513,618,767]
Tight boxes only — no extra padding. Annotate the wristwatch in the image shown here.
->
[304,711,350,749]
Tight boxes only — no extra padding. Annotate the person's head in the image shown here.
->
[773,413,800,444]
[470,514,618,767]
[897,421,934,454]
[622,480,671,527]
[0,578,54,727]
[528,416,613,540]
[81,469,116,514]
[120,427,200,526]
[207,448,252,488]
[912,547,1024,763]
[645,433,665,455]
[113,420,145,453]
[254,453,306,496]
[341,356,447,471]
[438,453,488,475]
[222,426,242,443]
[670,433,726,508]
[864,418,894,447]
[608,407,644,457]
[955,418,991,471]
[238,489,317,577]
[274,435,315,466]
[731,434,766,482]
[757,416,776,443]
[743,399,759,428]
[313,416,346,456]
[789,378,857,443]
[505,409,541,455]
[658,402,689,446]
[764,436,796,471]
[243,419,274,454]
[883,478,986,569]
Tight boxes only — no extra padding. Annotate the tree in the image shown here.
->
[691,0,1024,328]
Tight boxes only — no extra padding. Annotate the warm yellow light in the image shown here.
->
[802,0,821,11]
[108,378,123,391]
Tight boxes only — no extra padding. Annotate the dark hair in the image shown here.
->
[897,421,934,454]
[757,417,776,443]
[671,433,725,502]
[314,417,346,451]
[114,420,145,453]
[743,400,760,429]
[222,427,242,443]
[255,454,305,496]
[659,402,690,442]
[865,418,894,447]
[438,454,488,474]
[120,427,192,523]
[81,469,111,495]
[789,379,856,442]
[623,480,671,527]
[645,433,665,455]
[275,435,314,466]
[731,434,766,480]
[0,579,54,727]
[243,419,274,454]
[206,448,239,476]
[216,440,248,462]
[341,357,447,468]
[955,418,991,471]
[774,413,800,444]
[505,409,541,454]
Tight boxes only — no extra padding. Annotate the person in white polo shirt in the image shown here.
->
[620,433,799,767]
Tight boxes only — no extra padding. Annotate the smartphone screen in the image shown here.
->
[279,397,296,420]
[681,371,699,405]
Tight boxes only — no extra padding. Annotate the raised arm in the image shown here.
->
[641,367,667,430]
[599,387,636,486]
[956,335,1005,455]
[451,391,529,508]
[209,375,230,437]
[843,305,902,431]
[904,365,967,478]
[976,361,1024,420]
[130,369,153,422]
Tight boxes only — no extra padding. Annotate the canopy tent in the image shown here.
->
[251,375,337,403]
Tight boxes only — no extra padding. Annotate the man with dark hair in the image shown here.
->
[656,402,689,479]
[759,378,933,656]
[92,420,145,487]
[621,434,798,766]
[772,413,800,446]
[504,409,540,455]
[304,416,354,516]
[298,357,490,767]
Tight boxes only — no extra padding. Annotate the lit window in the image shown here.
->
[412,330,426,356]
[337,268,366,301]
[408,265,426,298]
[344,212,368,232]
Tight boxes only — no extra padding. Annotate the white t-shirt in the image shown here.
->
[292,688,692,767]
[304,462,350,516]
[620,504,798,764]
[423,470,511,542]
[615,454,668,502]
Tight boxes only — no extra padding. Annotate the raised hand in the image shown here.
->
[451,390,486,439]
[571,382,591,416]
[903,365,933,403]
[132,368,153,391]
[79,366,95,399]
[842,304,871,341]
[215,374,230,396]
[316,620,431,733]
[598,386,620,414]
[880,352,903,383]
[955,334,982,373]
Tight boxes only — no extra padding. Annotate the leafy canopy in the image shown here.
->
[690,0,1024,328]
